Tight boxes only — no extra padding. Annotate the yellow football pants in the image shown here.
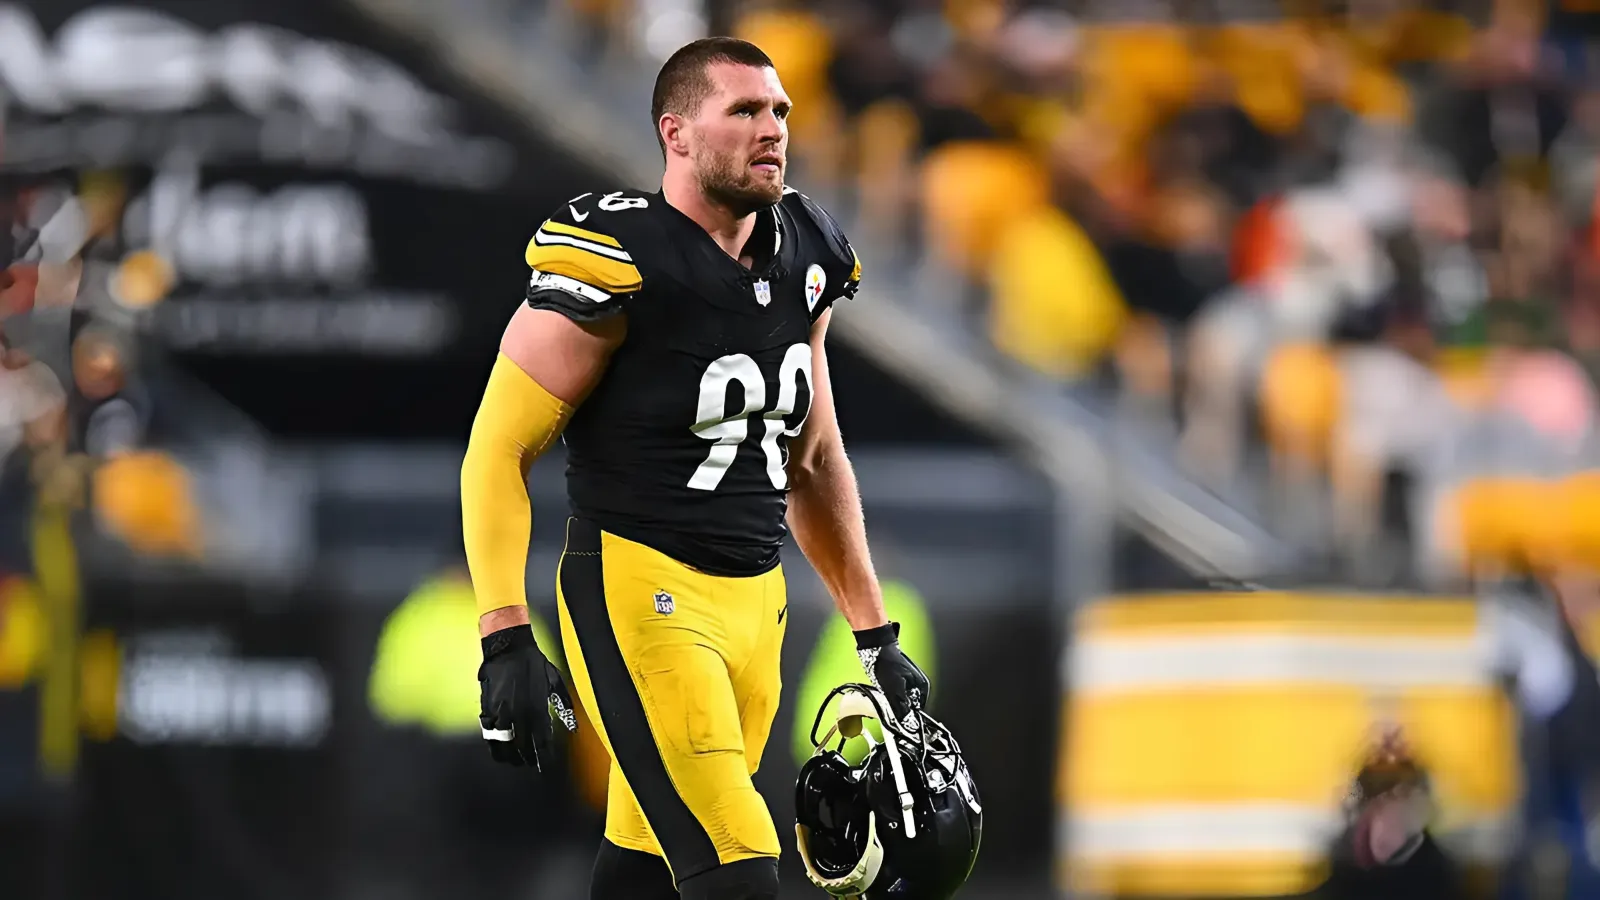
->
[555,517,788,885]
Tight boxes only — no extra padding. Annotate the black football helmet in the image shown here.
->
[794,683,982,899]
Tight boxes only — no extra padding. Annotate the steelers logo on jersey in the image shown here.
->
[805,263,827,314]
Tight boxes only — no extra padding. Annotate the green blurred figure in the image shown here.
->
[792,578,936,766]
[370,566,562,737]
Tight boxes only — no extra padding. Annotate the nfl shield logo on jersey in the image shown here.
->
[753,279,772,306]
[805,264,827,313]
[653,590,675,615]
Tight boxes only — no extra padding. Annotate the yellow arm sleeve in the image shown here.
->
[460,353,574,617]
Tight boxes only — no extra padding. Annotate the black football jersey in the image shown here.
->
[523,187,861,577]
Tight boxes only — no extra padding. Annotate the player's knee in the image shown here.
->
[712,787,782,857]
[677,857,779,900]
[590,839,677,900]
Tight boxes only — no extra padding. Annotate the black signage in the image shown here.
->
[1,0,616,437]
[71,577,347,900]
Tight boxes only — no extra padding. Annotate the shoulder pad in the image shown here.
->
[782,187,861,295]
[524,191,652,296]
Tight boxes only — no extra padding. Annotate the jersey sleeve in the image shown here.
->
[784,188,861,318]
[842,243,862,300]
[523,192,644,322]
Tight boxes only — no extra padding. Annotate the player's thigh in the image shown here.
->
[627,629,776,865]
[731,565,788,776]
[558,519,779,882]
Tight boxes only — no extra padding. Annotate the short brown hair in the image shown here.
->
[651,37,775,157]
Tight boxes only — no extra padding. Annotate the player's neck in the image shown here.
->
[662,178,758,264]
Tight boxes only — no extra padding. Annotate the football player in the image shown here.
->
[460,37,931,900]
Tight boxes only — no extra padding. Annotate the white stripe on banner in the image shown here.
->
[1060,805,1517,863]
[533,229,634,262]
[1067,804,1339,860]
[1070,634,1494,692]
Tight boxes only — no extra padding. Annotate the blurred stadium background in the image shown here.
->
[10,0,1600,897]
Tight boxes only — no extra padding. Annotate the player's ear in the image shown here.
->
[659,113,690,158]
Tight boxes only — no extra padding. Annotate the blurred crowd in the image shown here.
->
[558,0,1600,603]
[807,0,1600,605]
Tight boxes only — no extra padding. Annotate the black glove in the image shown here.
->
[478,623,577,771]
[855,621,930,730]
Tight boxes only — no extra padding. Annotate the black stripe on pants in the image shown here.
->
[561,517,722,885]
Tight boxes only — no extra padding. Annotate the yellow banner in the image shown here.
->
[1058,592,1518,897]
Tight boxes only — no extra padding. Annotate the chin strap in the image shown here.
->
[811,684,919,840]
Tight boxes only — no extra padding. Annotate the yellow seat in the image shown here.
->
[1208,22,1310,135]
[1077,24,1201,181]
[1080,24,1200,113]
[943,0,1006,42]
[1446,476,1556,574]
[1213,21,1414,129]
[1344,61,1413,123]
[919,141,1049,278]
[1258,342,1343,466]
[1554,470,1600,573]
[1344,10,1477,66]
[987,205,1128,378]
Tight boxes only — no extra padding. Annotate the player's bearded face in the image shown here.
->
[691,64,789,214]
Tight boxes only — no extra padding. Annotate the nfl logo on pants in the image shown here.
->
[654,590,674,615]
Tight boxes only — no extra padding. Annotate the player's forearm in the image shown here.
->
[787,441,888,631]
[461,435,534,622]
[461,353,573,629]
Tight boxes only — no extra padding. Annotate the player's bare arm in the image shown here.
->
[503,305,626,409]
[785,307,888,632]
[785,306,929,726]
[466,304,624,638]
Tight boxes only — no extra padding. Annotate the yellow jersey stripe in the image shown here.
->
[540,219,626,251]
[525,240,642,294]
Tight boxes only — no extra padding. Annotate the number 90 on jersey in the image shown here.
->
[688,343,813,492]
